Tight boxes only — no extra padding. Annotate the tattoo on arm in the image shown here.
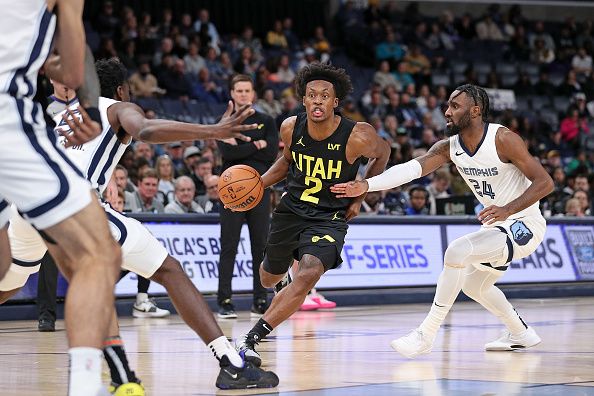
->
[416,139,450,169]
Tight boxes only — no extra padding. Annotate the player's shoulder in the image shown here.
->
[280,115,298,130]
[494,125,522,145]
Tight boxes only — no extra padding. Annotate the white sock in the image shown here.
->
[479,286,528,335]
[136,293,148,304]
[208,336,243,368]
[419,265,466,340]
[68,347,104,396]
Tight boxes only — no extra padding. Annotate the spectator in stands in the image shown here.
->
[239,26,263,62]
[573,189,591,215]
[560,107,589,148]
[572,47,593,78]
[134,141,154,166]
[312,26,332,63]
[531,38,555,65]
[362,90,387,121]
[129,61,162,98]
[164,176,204,214]
[456,13,476,41]
[427,169,451,215]
[476,15,504,41]
[558,70,583,97]
[564,198,585,217]
[234,46,259,77]
[402,44,431,85]
[155,155,176,205]
[373,60,399,91]
[156,8,173,39]
[556,26,577,62]
[534,71,556,97]
[164,142,185,175]
[96,37,118,60]
[190,67,224,103]
[118,39,137,70]
[256,88,282,119]
[184,42,206,76]
[405,185,430,215]
[196,174,222,213]
[276,94,300,127]
[180,146,201,176]
[191,157,213,197]
[418,127,438,150]
[383,114,399,142]
[421,95,447,133]
[507,25,531,61]
[94,0,119,39]
[193,9,221,53]
[529,21,556,52]
[375,31,405,65]
[513,72,535,95]
[153,37,176,68]
[425,22,454,51]
[161,59,191,101]
[114,164,136,193]
[283,17,299,51]
[266,20,288,49]
[125,168,165,213]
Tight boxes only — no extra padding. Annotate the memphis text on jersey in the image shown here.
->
[457,166,499,177]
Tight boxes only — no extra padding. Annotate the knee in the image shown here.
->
[292,257,323,293]
[444,236,472,268]
[259,264,277,288]
[151,256,183,285]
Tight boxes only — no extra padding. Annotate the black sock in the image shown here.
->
[103,337,139,385]
[247,318,273,344]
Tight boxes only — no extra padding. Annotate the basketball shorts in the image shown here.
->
[476,214,546,271]
[0,202,168,290]
[0,95,92,229]
[263,199,348,275]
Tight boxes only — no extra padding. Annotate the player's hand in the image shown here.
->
[219,137,238,145]
[254,140,268,150]
[59,106,102,147]
[478,205,512,225]
[103,178,118,207]
[331,180,369,198]
[213,101,257,142]
[345,198,363,221]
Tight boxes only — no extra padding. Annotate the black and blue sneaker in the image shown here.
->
[215,355,279,389]
[235,334,262,367]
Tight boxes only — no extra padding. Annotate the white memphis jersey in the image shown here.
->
[450,123,541,221]
[0,1,56,98]
[53,97,131,194]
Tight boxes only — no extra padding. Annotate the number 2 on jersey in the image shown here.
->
[469,179,495,199]
[300,176,322,204]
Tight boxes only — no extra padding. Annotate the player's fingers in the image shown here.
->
[232,123,259,131]
[233,132,251,142]
[221,101,233,118]
[233,106,255,122]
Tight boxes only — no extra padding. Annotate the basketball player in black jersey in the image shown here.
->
[236,62,390,366]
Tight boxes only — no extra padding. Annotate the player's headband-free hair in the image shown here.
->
[304,76,337,90]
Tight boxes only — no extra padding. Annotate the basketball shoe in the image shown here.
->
[110,382,145,396]
[299,294,319,311]
[310,291,336,309]
[218,299,238,319]
[235,334,262,367]
[216,355,278,389]
[390,329,434,358]
[251,298,268,317]
[485,327,541,351]
[132,297,170,318]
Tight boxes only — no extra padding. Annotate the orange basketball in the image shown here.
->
[218,165,264,211]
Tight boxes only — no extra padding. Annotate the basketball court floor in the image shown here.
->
[1,297,593,395]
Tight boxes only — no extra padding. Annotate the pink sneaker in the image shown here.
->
[311,292,336,309]
[300,295,319,311]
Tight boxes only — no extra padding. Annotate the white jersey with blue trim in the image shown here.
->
[0,1,56,98]
[53,97,131,194]
[450,122,541,222]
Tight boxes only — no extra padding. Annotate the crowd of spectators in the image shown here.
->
[88,1,594,218]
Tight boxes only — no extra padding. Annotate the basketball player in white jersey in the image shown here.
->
[0,1,123,395]
[332,84,554,358]
[0,57,279,391]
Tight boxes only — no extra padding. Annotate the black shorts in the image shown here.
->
[263,201,348,275]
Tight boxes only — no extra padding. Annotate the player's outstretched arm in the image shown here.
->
[260,116,295,189]
[332,138,451,198]
[114,101,257,143]
[478,128,554,224]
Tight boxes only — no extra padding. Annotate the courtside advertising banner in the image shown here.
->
[563,225,594,280]
[446,224,576,283]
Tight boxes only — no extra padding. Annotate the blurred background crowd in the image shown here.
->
[73,0,594,218]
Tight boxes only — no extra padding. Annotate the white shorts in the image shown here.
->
[0,202,168,290]
[0,200,9,228]
[0,95,92,230]
[480,214,547,269]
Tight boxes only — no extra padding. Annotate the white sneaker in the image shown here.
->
[485,326,541,351]
[390,329,434,359]
[133,298,171,318]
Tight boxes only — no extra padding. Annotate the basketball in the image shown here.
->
[218,165,264,211]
